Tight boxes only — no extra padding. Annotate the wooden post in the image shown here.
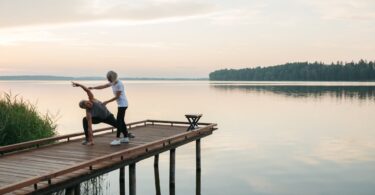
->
[129,163,136,195]
[120,167,125,195]
[74,183,80,195]
[65,187,74,195]
[170,148,176,195]
[154,155,161,195]
[196,139,201,195]
[65,183,80,195]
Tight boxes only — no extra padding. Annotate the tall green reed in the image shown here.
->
[0,92,56,146]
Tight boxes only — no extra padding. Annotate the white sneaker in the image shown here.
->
[110,139,121,146]
[120,137,129,143]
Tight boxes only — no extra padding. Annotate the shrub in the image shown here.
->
[0,92,57,146]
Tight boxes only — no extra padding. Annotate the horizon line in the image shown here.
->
[0,75,208,80]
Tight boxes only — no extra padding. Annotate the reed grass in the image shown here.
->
[0,92,56,146]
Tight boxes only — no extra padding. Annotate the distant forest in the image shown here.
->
[209,60,375,81]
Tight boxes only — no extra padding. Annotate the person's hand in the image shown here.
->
[71,81,79,87]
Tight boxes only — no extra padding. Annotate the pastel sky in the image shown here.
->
[0,0,374,77]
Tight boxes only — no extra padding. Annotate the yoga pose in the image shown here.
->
[89,71,130,145]
[72,81,118,145]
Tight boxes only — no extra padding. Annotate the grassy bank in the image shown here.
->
[0,92,56,146]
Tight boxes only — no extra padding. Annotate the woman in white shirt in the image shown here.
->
[89,71,130,145]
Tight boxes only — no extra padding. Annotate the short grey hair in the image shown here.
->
[79,100,86,108]
[106,70,118,83]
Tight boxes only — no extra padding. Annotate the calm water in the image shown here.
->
[1,81,375,195]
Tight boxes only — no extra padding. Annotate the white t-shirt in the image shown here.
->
[111,80,128,107]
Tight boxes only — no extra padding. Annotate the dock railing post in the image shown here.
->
[154,155,161,195]
[129,163,136,195]
[74,183,80,195]
[120,167,125,195]
[196,139,201,195]
[170,148,176,195]
[65,186,74,195]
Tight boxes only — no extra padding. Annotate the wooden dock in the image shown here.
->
[0,119,217,195]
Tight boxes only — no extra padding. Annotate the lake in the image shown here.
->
[1,80,375,195]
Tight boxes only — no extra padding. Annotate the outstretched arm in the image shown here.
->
[103,91,121,105]
[89,83,111,90]
[72,81,94,101]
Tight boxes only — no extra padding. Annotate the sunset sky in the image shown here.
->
[0,0,374,77]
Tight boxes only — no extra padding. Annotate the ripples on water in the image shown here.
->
[210,84,375,100]
[2,81,375,195]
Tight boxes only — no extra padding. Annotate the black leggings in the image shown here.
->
[82,114,117,141]
[117,107,128,138]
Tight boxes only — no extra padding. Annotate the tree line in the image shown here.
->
[209,60,375,81]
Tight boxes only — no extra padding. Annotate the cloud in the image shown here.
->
[303,0,375,21]
[0,30,71,46]
[206,2,268,26]
[209,8,263,26]
[0,0,218,28]
[69,41,170,49]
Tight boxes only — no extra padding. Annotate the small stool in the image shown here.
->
[185,114,203,131]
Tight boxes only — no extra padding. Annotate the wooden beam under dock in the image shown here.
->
[170,148,176,195]
[0,119,217,194]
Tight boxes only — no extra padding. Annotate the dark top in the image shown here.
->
[89,100,111,119]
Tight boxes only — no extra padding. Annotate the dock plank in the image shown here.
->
[0,120,217,195]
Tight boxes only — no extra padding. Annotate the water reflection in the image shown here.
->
[53,175,109,195]
[2,81,375,195]
[80,176,107,195]
[294,137,375,164]
[211,84,375,100]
